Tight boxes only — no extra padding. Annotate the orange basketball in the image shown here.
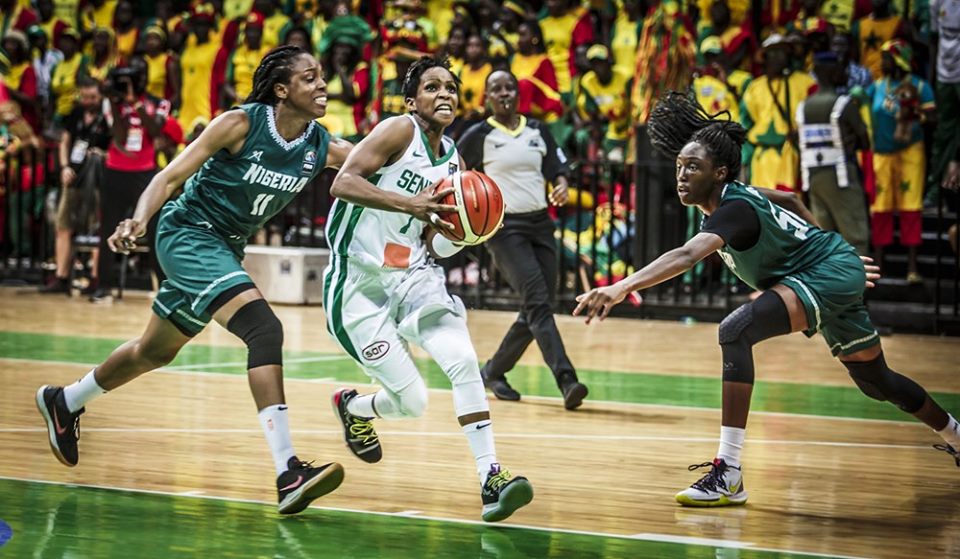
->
[433,170,505,245]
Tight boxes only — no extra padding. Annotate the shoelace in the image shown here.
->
[73,415,81,442]
[293,459,316,471]
[485,469,513,492]
[687,461,727,492]
[349,418,378,444]
[933,443,960,466]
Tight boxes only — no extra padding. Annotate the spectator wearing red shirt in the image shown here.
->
[92,57,170,302]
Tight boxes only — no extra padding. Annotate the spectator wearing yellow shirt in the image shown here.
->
[693,43,741,121]
[488,0,525,62]
[610,0,643,79]
[455,34,493,136]
[176,5,221,131]
[442,25,467,76]
[80,0,117,33]
[700,35,753,99]
[315,14,374,142]
[852,0,905,78]
[223,14,270,108]
[86,27,118,84]
[114,0,138,61]
[539,0,595,97]
[510,18,562,122]
[49,28,87,122]
[253,0,291,50]
[740,34,816,191]
[143,26,179,105]
[574,45,631,161]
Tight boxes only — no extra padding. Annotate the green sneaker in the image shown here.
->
[480,464,533,522]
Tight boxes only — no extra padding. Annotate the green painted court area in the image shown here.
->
[2,331,958,422]
[0,478,829,559]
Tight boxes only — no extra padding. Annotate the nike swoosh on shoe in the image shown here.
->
[280,475,303,492]
[54,407,68,436]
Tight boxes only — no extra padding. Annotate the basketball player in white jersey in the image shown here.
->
[323,55,534,522]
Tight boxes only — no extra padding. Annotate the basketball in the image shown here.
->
[433,170,505,245]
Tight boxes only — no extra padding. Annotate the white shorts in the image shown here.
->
[322,258,469,391]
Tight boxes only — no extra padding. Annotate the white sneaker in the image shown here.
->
[675,458,748,507]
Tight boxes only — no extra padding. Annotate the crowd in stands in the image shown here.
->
[0,0,957,296]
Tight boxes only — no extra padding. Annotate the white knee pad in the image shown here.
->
[452,379,489,416]
[395,376,429,418]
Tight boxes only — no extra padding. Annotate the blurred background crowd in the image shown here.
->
[0,0,957,305]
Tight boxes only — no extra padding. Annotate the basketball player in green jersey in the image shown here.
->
[34,46,455,515]
[324,55,534,522]
[574,92,960,507]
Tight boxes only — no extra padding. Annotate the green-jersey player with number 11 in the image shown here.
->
[32,47,454,515]
[574,92,960,507]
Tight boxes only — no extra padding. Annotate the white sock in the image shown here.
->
[462,419,498,482]
[717,426,746,467]
[258,404,296,475]
[63,369,107,413]
[347,392,379,418]
[936,414,960,448]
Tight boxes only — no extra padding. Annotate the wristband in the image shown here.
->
[429,233,463,258]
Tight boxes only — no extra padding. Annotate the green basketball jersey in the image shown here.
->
[169,103,330,246]
[706,181,851,290]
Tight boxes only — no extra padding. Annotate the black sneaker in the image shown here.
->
[35,386,84,467]
[481,366,520,401]
[88,288,111,303]
[38,277,70,295]
[277,457,344,515]
[331,389,382,463]
[934,444,960,467]
[480,463,533,522]
[559,374,588,410]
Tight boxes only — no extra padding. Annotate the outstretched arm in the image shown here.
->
[573,232,725,323]
[324,136,354,169]
[109,109,250,253]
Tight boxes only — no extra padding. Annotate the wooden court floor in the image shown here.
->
[1,287,959,558]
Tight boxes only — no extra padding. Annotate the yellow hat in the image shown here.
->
[700,35,722,55]
[586,44,610,61]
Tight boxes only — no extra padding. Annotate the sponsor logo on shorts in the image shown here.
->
[362,341,390,361]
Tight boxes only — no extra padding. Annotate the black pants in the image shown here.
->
[97,167,162,290]
[485,210,576,388]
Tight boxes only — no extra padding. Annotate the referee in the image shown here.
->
[459,70,588,410]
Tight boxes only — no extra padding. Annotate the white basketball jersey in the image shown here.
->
[326,114,460,270]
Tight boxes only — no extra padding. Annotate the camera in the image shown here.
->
[107,67,141,95]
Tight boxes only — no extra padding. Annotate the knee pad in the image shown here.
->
[226,299,284,369]
[719,291,792,384]
[842,352,926,413]
[395,377,429,418]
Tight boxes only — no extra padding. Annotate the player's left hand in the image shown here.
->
[860,255,881,288]
[108,218,145,254]
[573,285,631,324]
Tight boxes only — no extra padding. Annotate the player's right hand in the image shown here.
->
[409,183,458,233]
[108,218,145,254]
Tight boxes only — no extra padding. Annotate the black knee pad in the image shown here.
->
[719,291,792,384]
[842,352,926,413]
[226,299,284,369]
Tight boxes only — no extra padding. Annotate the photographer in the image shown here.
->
[40,78,110,295]
[90,57,170,302]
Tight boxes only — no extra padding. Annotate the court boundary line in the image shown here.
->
[0,426,939,451]
[0,356,933,426]
[0,474,869,559]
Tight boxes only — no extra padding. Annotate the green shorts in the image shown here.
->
[151,203,253,337]
[780,247,879,356]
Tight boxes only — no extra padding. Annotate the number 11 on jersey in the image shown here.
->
[251,193,275,216]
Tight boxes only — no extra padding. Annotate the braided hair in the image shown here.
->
[245,45,309,105]
[648,91,747,182]
[402,55,460,100]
